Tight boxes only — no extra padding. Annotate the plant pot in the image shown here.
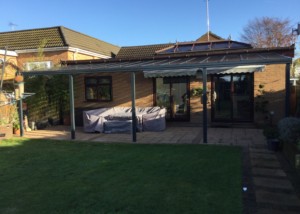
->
[14,75,24,83]
[63,115,71,126]
[13,128,21,136]
[267,139,280,151]
[283,142,300,170]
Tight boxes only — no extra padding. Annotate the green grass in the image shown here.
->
[0,139,242,214]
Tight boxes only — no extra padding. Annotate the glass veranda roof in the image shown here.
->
[155,41,252,54]
[21,51,292,76]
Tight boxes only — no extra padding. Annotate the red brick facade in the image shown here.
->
[73,63,287,126]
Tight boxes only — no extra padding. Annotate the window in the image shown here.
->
[85,76,112,101]
[24,61,53,71]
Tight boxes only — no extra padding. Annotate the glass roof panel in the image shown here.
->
[157,41,252,54]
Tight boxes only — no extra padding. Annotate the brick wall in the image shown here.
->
[0,55,18,80]
[17,51,69,68]
[67,52,99,60]
[74,72,153,109]
[254,64,286,124]
[19,50,102,125]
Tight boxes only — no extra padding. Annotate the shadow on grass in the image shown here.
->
[0,138,242,214]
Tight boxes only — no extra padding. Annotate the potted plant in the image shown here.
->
[191,87,203,97]
[10,105,21,135]
[13,121,20,135]
[263,126,280,151]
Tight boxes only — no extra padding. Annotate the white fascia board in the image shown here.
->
[15,47,111,59]
[0,49,18,57]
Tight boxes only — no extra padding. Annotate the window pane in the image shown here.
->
[86,86,97,100]
[97,85,111,100]
[98,78,111,84]
[86,78,97,85]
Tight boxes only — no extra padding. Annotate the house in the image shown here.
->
[16,31,294,142]
[58,32,293,127]
[0,26,120,79]
[0,26,120,122]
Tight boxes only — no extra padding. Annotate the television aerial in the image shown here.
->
[292,23,300,36]
[8,22,18,31]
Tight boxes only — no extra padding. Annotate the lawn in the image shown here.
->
[0,138,242,214]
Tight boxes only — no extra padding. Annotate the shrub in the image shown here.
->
[278,117,300,144]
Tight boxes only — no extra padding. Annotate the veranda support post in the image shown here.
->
[18,97,24,137]
[131,72,137,142]
[202,68,208,144]
[285,63,291,117]
[69,74,75,140]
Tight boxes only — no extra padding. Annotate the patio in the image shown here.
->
[23,126,266,147]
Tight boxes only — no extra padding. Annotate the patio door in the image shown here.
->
[212,74,253,122]
[155,77,190,121]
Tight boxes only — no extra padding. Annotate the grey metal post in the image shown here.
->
[202,68,208,143]
[0,47,7,90]
[285,63,291,117]
[18,97,24,137]
[69,74,76,139]
[131,72,137,142]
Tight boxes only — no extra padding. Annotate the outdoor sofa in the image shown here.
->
[83,107,166,133]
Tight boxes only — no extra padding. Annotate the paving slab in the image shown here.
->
[257,208,300,214]
[252,167,287,178]
[256,190,300,207]
[250,153,278,160]
[253,177,294,190]
[249,148,274,154]
[251,159,281,168]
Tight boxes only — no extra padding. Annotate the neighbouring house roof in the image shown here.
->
[0,26,120,57]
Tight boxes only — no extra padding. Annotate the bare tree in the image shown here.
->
[241,17,297,48]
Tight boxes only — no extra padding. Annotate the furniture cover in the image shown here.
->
[83,107,166,133]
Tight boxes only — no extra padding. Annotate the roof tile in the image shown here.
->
[0,26,120,57]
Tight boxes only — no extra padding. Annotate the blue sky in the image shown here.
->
[0,0,299,47]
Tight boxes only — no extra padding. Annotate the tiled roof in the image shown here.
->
[60,27,120,56]
[0,26,120,57]
[196,32,225,42]
[0,27,64,50]
[116,32,229,59]
[116,43,174,59]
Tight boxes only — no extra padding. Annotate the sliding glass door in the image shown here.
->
[212,74,253,122]
[155,77,190,121]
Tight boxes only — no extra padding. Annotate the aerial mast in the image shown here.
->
[206,0,210,41]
